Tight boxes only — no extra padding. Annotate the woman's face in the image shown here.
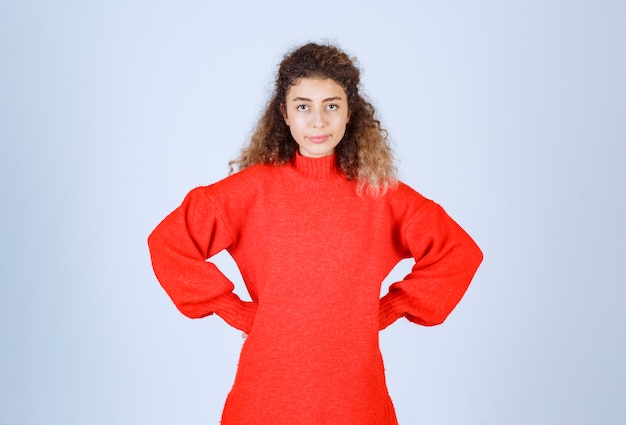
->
[281,78,350,158]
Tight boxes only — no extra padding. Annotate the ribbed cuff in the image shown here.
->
[213,292,258,333]
[379,290,407,330]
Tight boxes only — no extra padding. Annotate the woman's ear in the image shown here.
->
[280,103,289,126]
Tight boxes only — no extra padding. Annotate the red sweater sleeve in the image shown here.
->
[148,187,257,333]
[379,202,483,329]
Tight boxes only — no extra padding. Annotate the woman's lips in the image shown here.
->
[308,135,330,144]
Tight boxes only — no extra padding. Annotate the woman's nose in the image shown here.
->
[311,108,324,128]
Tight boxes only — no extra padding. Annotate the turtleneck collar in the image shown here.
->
[292,151,343,179]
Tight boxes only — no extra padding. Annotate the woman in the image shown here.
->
[148,42,482,424]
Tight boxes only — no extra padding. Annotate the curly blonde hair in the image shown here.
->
[229,42,397,194]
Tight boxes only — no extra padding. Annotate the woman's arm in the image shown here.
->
[379,202,483,330]
[148,187,257,333]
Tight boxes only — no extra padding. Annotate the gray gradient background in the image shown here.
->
[1,1,624,424]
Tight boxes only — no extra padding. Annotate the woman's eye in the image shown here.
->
[327,104,338,111]
[296,104,308,111]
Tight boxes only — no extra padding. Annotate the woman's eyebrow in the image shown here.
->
[292,96,344,102]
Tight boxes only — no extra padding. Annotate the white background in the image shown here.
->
[1,1,624,424]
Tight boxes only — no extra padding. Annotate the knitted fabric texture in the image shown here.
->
[148,153,483,424]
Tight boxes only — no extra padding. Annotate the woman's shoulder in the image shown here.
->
[208,162,281,188]
[193,162,284,202]
[386,180,432,206]
[384,180,437,223]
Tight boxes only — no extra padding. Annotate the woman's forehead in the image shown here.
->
[286,77,347,99]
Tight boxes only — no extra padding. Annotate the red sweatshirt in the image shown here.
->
[148,152,482,424]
